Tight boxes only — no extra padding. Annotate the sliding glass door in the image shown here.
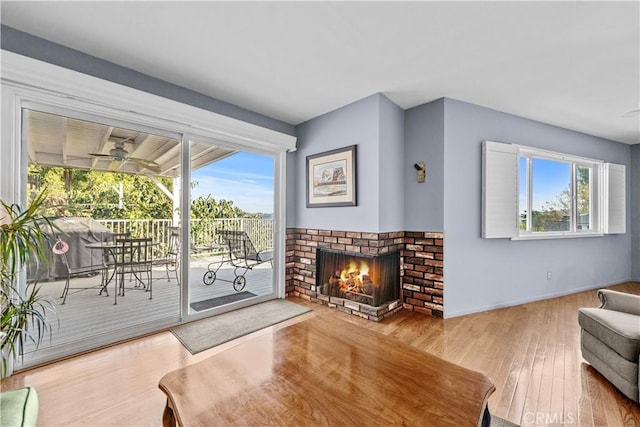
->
[20,106,183,367]
[2,52,292,373]
[186,140,276,316]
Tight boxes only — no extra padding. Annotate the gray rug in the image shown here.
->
[491,415,519,427]
[189,291,257,312]
[171,299,311,354]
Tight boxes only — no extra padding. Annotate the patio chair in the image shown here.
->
[203,230,272,291]
[54,237,108,305]
[101,231,130,283]
[153,227,180,285]
[113,237,153,304]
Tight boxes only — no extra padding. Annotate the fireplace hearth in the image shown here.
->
[317,249,399,308]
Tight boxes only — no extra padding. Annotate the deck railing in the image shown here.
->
[97,218,274,253]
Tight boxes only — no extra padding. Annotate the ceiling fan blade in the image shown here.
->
[89,153,112,158]
[130,158,161,173]
[129,157,159,167]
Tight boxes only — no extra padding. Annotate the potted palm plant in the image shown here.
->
[1,190,57,377]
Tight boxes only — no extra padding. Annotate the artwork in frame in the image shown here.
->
[306,145,357,207]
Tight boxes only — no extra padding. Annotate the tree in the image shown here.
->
[534,166,590,231]
[28,166,173,219]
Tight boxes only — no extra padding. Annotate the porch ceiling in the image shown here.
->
[26,110,235,178]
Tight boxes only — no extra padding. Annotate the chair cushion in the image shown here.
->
[0,387,39,427]
[578,307,640,362]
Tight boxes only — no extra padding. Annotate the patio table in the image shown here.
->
[85,240,159,305]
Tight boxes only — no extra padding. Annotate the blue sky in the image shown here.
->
[190,152,274,214]
[519,157,570,212]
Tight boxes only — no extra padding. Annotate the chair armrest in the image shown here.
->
[597,289,640,316]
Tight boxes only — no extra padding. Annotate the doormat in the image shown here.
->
[189,291,257,312]
[171,299,311,354]
[491,416,519,427]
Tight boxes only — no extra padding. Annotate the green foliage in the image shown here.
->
[28,166,260,222]
[190,195,253,220]
[189,195,258,246]
[520,166,591,232]
[1,190,57,376]
[28,166,173,219]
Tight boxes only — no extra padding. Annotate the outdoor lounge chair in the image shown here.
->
[202,230,272,291]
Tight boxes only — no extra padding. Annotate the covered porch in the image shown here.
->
[23,252,273,364]
[20,108,279,368]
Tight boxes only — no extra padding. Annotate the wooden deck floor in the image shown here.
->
[3,282,639,426]
[21,255,273,367]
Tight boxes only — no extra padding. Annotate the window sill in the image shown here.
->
[511,232,604,241]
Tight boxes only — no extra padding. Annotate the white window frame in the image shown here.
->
[517,147,602,238]
[482,140,625,240]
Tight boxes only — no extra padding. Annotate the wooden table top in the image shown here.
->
[159,314,495,427]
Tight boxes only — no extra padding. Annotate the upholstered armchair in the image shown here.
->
[578,289,640,402]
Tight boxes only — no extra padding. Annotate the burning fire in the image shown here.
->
[338,260,372,293]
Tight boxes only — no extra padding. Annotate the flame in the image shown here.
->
[339,260,369,290]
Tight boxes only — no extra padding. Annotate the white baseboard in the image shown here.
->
[443,280,631,318]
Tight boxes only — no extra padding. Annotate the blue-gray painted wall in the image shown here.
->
[377,96,405,232]
[292,94,404,232]
[442,98,632,317]
[5,23,634,314]
[404,99,445,231]
[0,25,295,136]
[632,144,639,281]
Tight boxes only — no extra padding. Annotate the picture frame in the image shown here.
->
[306,145,357,207]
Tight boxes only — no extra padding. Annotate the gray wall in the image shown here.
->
[292,93,404,232]
[1,25,294,136]
[377,96,405,232]
[632,144,640,280]
[404,99,445,231]
[442,98,632,317]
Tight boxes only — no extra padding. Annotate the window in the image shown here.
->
[482,141,625,239]
[518,152,598,235]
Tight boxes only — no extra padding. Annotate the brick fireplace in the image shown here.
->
[286,228,444,320]
[317,248,400,307]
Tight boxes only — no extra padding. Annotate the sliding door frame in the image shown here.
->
[180,135,286,321]
[1,50,295,373]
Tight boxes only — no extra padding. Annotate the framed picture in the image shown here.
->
[306,145,357,207]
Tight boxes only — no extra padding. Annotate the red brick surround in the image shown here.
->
[285,228,444,318]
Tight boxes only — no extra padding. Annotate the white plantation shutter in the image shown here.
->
[603,163,626,234]
[482,141,518,238]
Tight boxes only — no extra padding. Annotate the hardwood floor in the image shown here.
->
[2,282,639,426]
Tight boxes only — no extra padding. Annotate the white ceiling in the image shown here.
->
[2,1,639,144]
[25,109,234,177]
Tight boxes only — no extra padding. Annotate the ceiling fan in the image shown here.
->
[89,136,160,173]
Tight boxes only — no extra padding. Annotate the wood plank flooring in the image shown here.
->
[2,282,639,426]
[20,256,273,367]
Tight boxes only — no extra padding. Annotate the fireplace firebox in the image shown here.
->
[316,248,400,307]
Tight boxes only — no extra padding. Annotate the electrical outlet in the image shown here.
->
[546,271,552,280]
